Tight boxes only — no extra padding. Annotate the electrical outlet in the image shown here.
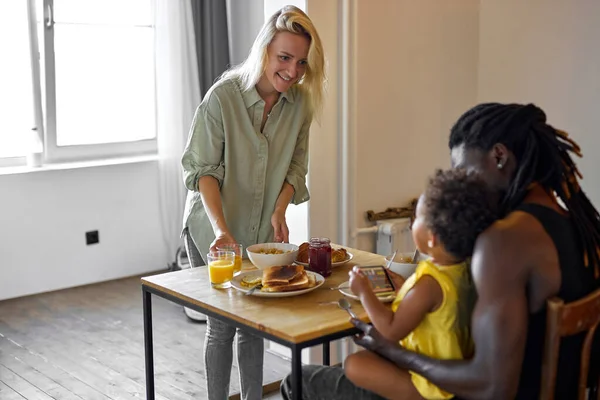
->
[86,230,99,245]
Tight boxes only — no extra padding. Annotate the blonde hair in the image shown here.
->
[222,5,326,119]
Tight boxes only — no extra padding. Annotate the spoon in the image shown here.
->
[412,248,420,263]
[385,249,398,269]
[328,282,349,290]
[338,298,359,319]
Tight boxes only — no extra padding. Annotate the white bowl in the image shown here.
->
[385,251,422,278]
[246,243,300,270]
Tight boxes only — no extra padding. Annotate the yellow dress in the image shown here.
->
[392,259,475,399]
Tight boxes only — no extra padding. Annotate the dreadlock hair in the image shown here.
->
[449,103,600,277]
[424,169,498,260]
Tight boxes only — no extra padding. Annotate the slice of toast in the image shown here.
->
[262,265,304,286]
[261,271,317,292]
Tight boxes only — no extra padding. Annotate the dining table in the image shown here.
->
[141,244,387,400]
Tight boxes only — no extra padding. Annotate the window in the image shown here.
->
[2,0,156,166]
[0,2,36,161]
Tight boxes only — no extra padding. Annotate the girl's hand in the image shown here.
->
[271,209,289,243]
[385,268,407,292]
[210,231,236,253]
[349,266,372,297]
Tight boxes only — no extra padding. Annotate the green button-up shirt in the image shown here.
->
[181,77,311,260]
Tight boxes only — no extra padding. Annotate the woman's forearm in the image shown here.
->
[274,182,295,214]
[198,176,229,236]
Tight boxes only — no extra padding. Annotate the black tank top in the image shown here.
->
[515,204,599,399]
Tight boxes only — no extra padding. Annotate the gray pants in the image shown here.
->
[280,365,385,400]
[205,317,264,400]
[184,230,264,400]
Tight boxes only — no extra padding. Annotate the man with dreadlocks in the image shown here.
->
[351,103,600,399]
[281,103,600,400]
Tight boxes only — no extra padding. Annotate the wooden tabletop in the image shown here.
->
[141,245,386,344]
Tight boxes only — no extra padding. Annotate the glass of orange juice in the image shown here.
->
[217,244,243,275]
[206,251,235,289]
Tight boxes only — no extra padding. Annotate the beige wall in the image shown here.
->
[309,1,600,254]
[478,0,600,204]
[352,0,480,251]
[304,0,480,252]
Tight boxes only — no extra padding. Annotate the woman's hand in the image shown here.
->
[349,266,372,297]
[271,209,289,243]
[209,231,236,253]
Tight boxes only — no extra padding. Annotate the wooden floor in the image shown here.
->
[0,273,289,399]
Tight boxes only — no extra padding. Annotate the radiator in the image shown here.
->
[375,217,414,256]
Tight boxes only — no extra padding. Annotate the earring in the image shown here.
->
[497,162,503,170]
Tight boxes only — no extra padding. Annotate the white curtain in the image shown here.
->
[154,0,201,259]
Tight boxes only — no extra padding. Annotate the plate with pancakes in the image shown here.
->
[295,242,354,268]
[232,264,324,297]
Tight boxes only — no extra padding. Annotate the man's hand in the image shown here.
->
[271,209,289,243]
[351,318,400,355]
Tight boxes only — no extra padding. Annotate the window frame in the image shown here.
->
[0,156,27,168]
[31,0,158,164]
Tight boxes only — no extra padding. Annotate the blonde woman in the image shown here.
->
[181,6,326,400]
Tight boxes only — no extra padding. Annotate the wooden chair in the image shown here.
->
[540,288,600,400]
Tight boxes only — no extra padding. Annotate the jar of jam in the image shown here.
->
[308,237,332,277]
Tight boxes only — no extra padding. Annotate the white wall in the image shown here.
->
[0,161,167,301]
[478,0,600,205]
[226,0,265,66]
[352,0,480,252]
[264,0,305,18]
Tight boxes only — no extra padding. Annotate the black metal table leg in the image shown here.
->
[143,288,155,400]
[291,345,302,400]
[322,341,330,366]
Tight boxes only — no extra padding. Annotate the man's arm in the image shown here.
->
[354,226,530,400]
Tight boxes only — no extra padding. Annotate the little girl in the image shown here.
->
[346,169,498,400]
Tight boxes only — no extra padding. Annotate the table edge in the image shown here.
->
[141,278,364,345]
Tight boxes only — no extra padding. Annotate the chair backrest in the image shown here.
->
[540,288,600,400]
